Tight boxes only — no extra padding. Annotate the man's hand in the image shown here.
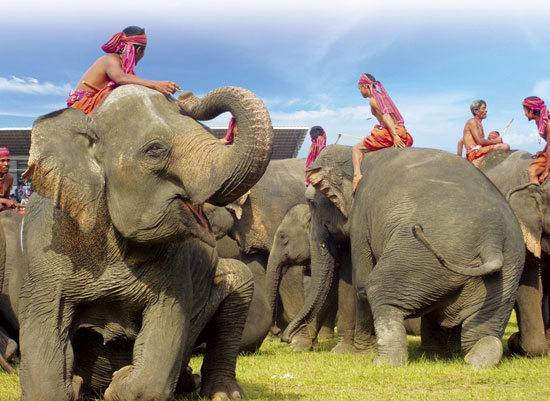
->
[541,170,550,184]
[154,81,181,96]
[352,173,363,195]
[392,135,406,148]
[0,198,16,210]
[536,150,546,158]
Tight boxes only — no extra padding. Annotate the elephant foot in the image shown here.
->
[374,349,407,367]
[464,336,503,369]
[201,375,244,401]
[318,326,334,341]
[104,365,173,401]
[176,366,202,394]
[290,336,313,352]
[508,331,547,356]
[71,375,84,401]
[270,325,281,337]
[330,341,356,354]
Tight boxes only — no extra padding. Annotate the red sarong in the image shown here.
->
[68,85,114,115]
[363,125,413,151]
[530,153,548,183]
[466,144,496,162]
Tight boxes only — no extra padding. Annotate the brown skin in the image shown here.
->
[352,84,405,194]
[0,157,15,211]
[461,104,509,167]
[75,46,180,96]
[524,106,550,184]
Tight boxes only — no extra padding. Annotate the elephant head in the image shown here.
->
[23,85,273,246]
[485,150,550,258]
[265,204,311,324]
[282,145,353,342]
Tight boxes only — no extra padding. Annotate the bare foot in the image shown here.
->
[352,173,363,195]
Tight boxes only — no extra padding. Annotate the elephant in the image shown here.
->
[266,203,354,353]
[283,145,525,368]
[204,158,330,351]
[18,84,273,401]
[0,210,24,373]
[483,150,550,356]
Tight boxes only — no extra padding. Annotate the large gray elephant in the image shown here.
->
[0,210,24,373]
[284,145,525,368]
[266,203,354,353]
[483,150,550,356]
[205,158,326,351]
[18,85,272,401]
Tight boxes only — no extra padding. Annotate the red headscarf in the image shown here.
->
[223,117,237,144]
[523,97,549,138]
[102,32,147,75]
[305,128,327,186]
[358,74,404,125]
[0,148,9,158]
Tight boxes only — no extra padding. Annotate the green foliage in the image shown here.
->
[2,314,550,401]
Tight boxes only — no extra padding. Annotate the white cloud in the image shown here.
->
[533,80,550,100]
[0,76,71,95]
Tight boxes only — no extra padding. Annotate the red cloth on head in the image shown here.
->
[523,97,549,138]
[305,129,327,185]
[363,125,413,151]
[0,148,9,158]
[102,32,147,75]
[223,117,237,144]
[358,74,404,125]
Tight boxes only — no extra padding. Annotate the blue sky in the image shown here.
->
[2,0,550,157]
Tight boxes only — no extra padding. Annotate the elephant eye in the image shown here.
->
[145,143,168,157]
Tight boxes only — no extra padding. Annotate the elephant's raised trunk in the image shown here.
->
[178,87,273,205]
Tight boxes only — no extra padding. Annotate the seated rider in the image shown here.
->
[67,26,180,115]
[0,148,16,211]
[523,96,550,184]
[352,73,413,194]
[305,126,327,186]
[461,99,509,168]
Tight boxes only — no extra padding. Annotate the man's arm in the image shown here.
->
[469,120,502,146]
[370,98,405,148]
[103,57,180,95]
[457,138,464,156]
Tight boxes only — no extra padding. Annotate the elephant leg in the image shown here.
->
[541,263,550,345]
[331,254,356,354]
[350,237,376,353]
[199,259,253,401]
[318,298,336,341]
[509,257,547,356]
[19,295,77,401]
[104,294,188,401]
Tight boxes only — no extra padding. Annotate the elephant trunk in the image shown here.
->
[265,248,287,326]
[281,230,336,343]
[178,87,273,205]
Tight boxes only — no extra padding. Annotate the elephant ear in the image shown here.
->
[225,190,250,220]
[23,108,105,232]
[507,183,543,258]
[306,165,353,218]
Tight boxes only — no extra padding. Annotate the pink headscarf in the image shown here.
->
[305,128,327,186]
[102,32,148,75]
[523,97,549,138]
[223,117,237,144]
[0,148,9,158]
[358,74,404,125]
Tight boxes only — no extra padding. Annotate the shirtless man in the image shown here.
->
[67,26,180,115]
[352,73,413,194]
[0,148,16,211]
[460,99,509,168]
[523,96,550,184]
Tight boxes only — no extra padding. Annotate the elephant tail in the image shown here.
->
[412,224,503,277]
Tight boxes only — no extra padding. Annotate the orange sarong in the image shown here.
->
[363,125,413,151]
[466,144,496,163]
[67,84,114,115]
[529,153,548,183]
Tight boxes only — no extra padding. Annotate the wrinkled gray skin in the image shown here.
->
[205,159,322,351]
[285,145,525,368]
[266,204,354,353]
[484,150,550,356]
[18,85,273,401]
[0,210,24,373]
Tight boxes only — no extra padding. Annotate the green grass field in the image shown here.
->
[2,313,550,401]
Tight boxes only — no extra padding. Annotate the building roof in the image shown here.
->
[0,126,308,160]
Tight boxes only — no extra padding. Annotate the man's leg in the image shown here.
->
[352,141,370,194]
